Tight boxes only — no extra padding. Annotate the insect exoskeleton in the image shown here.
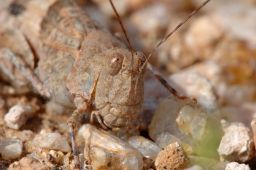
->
[65,38,146,129]
[93,49,146,129]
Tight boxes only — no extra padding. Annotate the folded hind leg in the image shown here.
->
[68,109,87,169]
[0,48,50,97]
[0,27,50,97]
[0,48,27,87]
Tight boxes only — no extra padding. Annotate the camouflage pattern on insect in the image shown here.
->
[0,0,210,168]
[0,0,145,132]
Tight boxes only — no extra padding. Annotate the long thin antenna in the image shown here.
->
[109,0,134,59]
[140,0,210,71]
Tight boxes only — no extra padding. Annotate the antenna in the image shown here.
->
[109,0,134,53]
[140,0,210,71]
[109,0,134,66]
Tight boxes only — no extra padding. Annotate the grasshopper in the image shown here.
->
[0,0,209,168]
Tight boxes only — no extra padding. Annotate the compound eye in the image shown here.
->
[108,53,123,75]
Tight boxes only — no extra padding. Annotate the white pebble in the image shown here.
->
[80,124,143,170]
[149,96,194,140]
[185,16,223,56]
[225,162,250,170]
[33,132,70,152]
[0,138,23,160]
[4,104,35,129]
[218,121,254,162]
[176,105,207,140]
[128,136,161,160]
[155,132,182,148]
[130,3,170,35]
[130,2,170,49]
[169,72,217,111]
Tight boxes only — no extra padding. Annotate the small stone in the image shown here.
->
[155,132,193,154]
[165,61,221,100]
[185,16,223,58]
[128,136,161,160]
[225,162,250,170]
[0,138,23,160]
[8,156,49,170]
[3,129,34,153]
[149,96,195,140]
[169,72,217,111]
[130,2,170,49]
[155,132,182,148]
[218,121,254,162]
[33,132,70,152]
[149,97,222,159]
[176,105,207,140]
[155,142,188,170]
[130,3,169,35]
[80,124,143,170]
[4,104,36,129]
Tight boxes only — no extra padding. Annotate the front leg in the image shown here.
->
[0,48,50,97]
[68,96,90,169]
[68,109,84,170]
[90,111,110,130]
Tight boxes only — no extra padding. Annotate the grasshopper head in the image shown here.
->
[94,48,146,127]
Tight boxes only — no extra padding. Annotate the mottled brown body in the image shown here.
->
[0,0,145,131]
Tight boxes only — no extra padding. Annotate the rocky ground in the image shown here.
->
[1,0,256,169]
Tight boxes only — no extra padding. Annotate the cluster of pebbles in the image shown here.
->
[1,0,256,169]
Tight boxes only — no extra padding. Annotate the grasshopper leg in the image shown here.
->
[0,48,50,97]
[68,110,83,170]
[90,111,110,130]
